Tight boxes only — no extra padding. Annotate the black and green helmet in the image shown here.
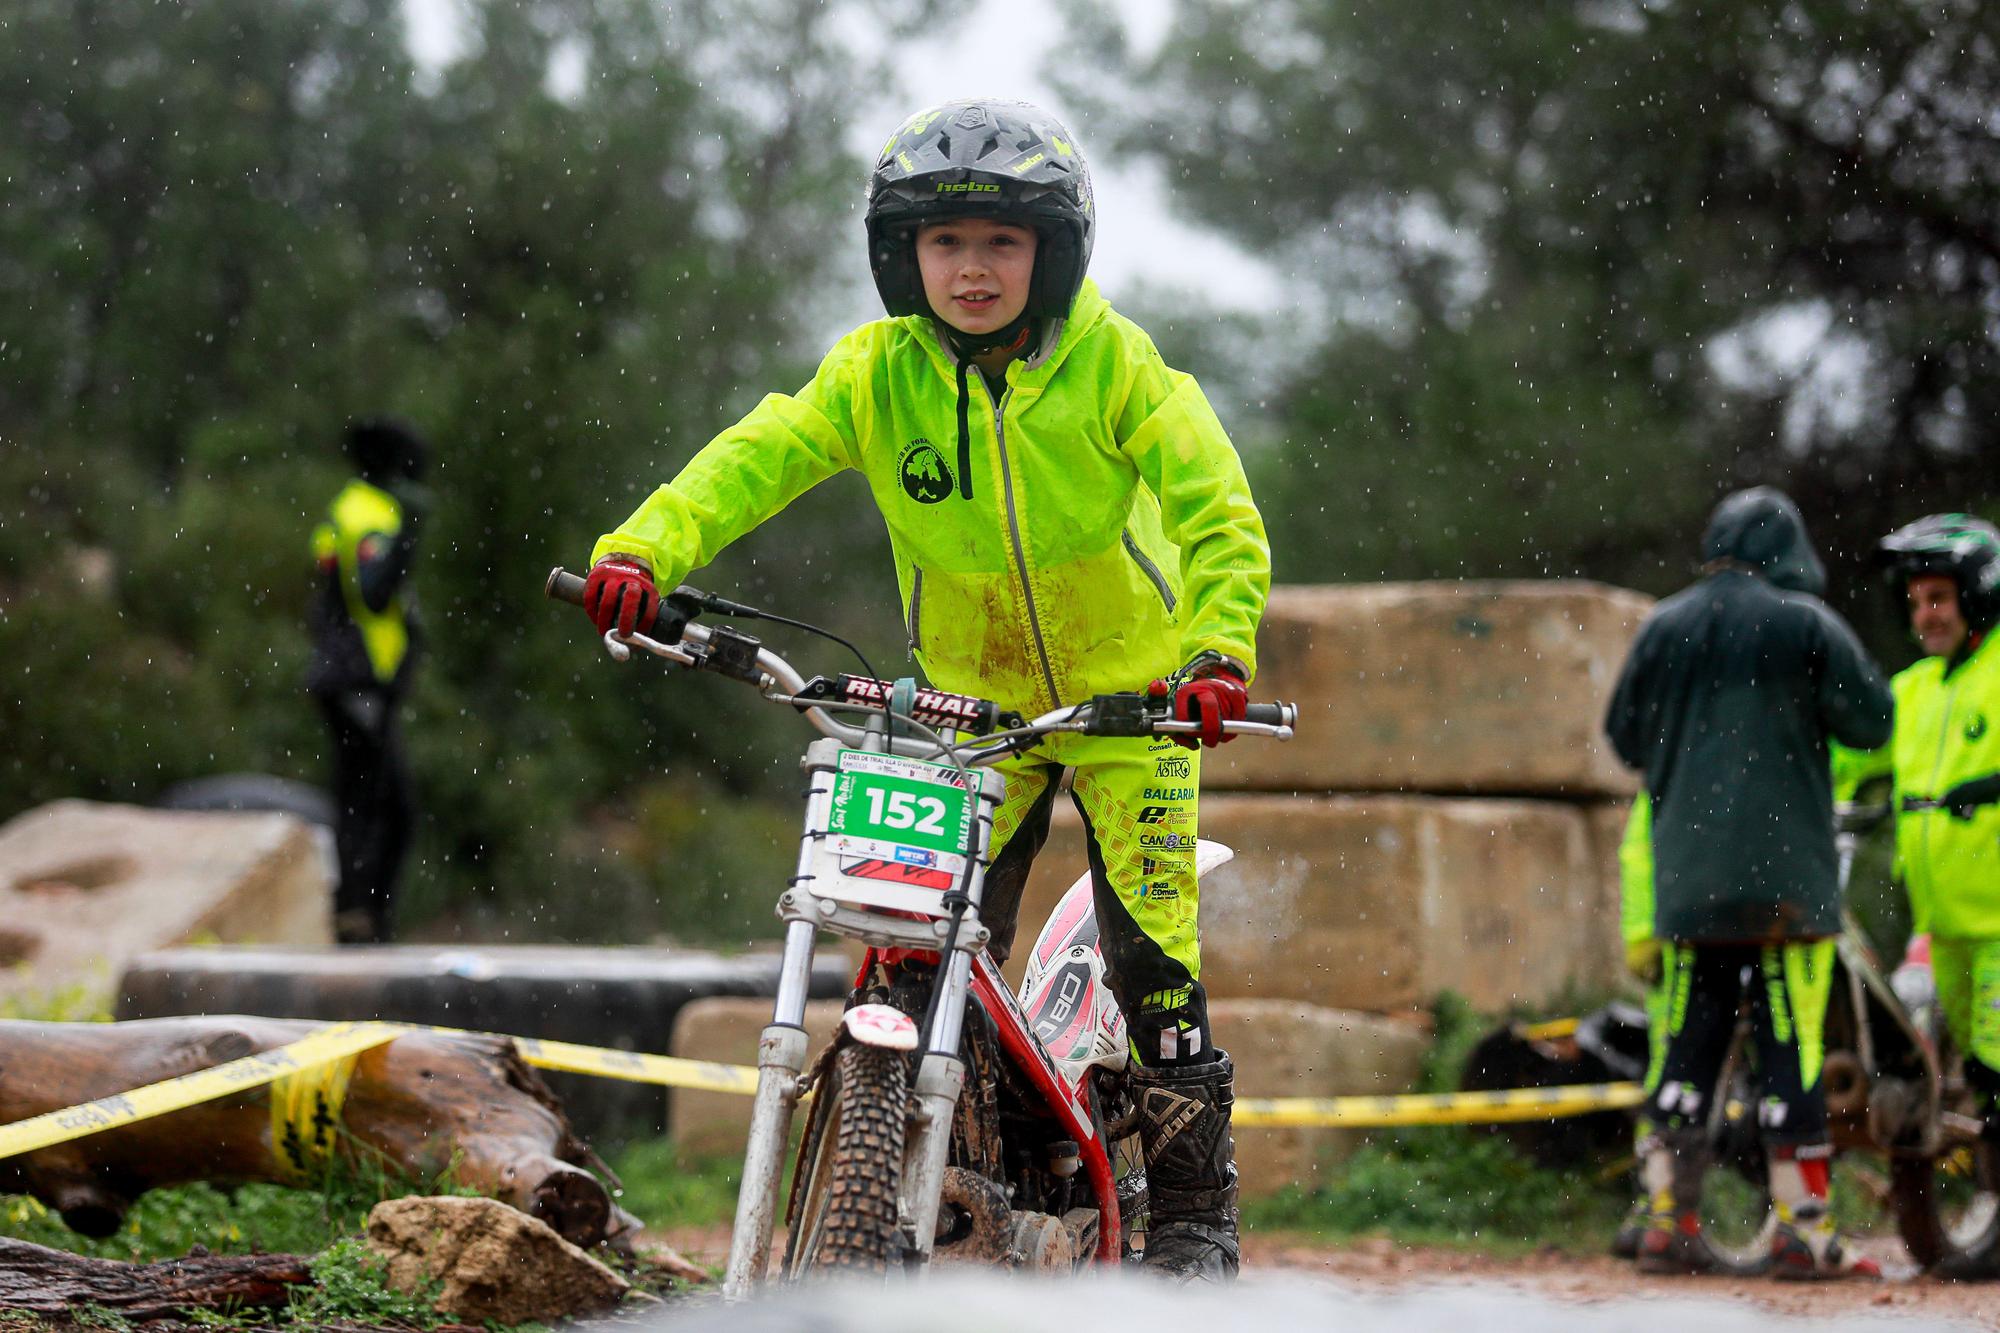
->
[1878,513,2000,632]
[865,99,1094,322]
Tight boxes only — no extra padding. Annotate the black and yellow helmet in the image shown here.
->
[865,99,1094,322]
[1878,513,2000,633]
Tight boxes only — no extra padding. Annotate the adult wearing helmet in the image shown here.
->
[1870,516,2000,1255]
[1605,487,1894,1279]
[582,99,1269,1282]
[309,417,429,944]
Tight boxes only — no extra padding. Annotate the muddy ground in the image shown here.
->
[645,1225,2000,1328]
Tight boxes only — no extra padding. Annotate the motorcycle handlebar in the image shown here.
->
[545,565,1296,743]
[545,567,587,607]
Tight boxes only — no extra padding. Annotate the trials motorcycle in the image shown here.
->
[547,570,1294,1293]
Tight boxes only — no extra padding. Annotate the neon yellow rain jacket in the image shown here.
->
[1885,636,2000,940]
[593,280,1270,713]
[309,479,411,691]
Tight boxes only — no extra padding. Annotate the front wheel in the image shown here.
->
[1890,1140,2000,1275]
[784,1043,910,1277]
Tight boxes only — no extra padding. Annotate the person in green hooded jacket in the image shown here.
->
[1871,517,2000,1172]
[1605,486,1894,1278]
[577,100,1269,1283]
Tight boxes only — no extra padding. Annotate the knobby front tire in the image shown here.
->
[785,1043,910,1277]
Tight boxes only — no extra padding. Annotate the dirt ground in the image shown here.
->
[1242,1232,1999,1328]
[646,1225,2000,1328]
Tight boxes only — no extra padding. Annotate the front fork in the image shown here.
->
[722,919,819,1300]
[722,731,999,1297]
[901,948,976,1260]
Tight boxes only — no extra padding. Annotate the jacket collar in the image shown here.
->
[917,279,1110,390]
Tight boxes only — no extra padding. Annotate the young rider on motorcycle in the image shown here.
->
[577,100,1270,1283]
[1870,517,2000,1166]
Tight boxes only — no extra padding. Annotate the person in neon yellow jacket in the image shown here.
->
[578,100,1269,1283]
[1871,516,2000,1184]
[308,419,427,944]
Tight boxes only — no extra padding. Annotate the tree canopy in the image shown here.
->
[1067,0,1997,635]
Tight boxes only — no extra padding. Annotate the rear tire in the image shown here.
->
[784,1043,909,1277]
[1891,1141,2000,1275]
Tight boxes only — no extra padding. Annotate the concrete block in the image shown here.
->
[116,944,852,1146]
[1000,794,1620,1014]
[668,998,847,1158]
[1214,999,1429,1197]
[0,800,330,1014]
[1208,581,1653,797]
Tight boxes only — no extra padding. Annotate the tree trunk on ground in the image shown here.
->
[0,1017,633,1247]
[0,1236,311,1317]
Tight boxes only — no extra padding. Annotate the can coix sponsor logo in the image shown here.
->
[1138,831,1193,851]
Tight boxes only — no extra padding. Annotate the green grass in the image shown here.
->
[0,1151,478,1263]
[603,1141,742,1232]
[1240,994,1905,1254]
[1243,1127,1631,1251]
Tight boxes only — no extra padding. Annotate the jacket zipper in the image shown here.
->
[1920,675,1960,889]
[989,383,1063,708]
[1121,529,1177,614]
[906,566,924,654]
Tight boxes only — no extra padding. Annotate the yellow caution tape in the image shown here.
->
[270,1044,366,1183]
[1235,1080,1645,1129]
[0,1021,401,1163]
[511,1036,760,1097]
[1513,1016,1581,1042]
[0,1019,1645,1163]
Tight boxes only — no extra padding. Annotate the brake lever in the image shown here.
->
[602,627,698,667]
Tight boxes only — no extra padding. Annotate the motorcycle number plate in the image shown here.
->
[812,749,986,913]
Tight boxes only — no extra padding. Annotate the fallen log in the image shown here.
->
[0,1236,311,1317]
[0,1017,634,1248]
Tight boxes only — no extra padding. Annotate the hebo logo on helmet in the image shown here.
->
[865,98,1095,321]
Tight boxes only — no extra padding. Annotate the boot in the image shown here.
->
[1635,1131,1724,1275]
[1769,1203,1880,1280]
[1767,1148,1880,1280]
[1131,1052,1240,1283]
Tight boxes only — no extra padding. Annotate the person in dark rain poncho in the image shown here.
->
[577,100,1269,1283]
[1604,486,1893,1278]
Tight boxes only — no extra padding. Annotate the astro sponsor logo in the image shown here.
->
[1144,786,1193,802]
[893,846,937,868]
[1154,755,1191,779]
[1138,831,1192,852]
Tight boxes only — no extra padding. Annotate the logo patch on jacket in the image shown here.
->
[1968,713,1988,743]
[899,439,954,504]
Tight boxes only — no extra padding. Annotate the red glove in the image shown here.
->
[1161,653,1248,749]
[583,556,659,636]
